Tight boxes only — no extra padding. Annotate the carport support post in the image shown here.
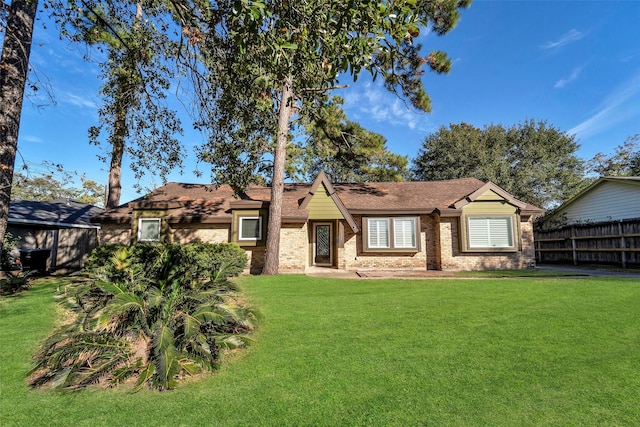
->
[51,229,59,271]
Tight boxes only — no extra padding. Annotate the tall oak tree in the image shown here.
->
[412,120,585,209]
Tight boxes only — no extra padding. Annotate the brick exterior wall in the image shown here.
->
[278,223,308,273]
[342,215,432,270]
[171,224,230,244]
[98,224,131,245]
[439,216,536,270]
[423,216,439,270]
[245,247,265,274]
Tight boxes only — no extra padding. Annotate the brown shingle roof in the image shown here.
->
[92,177,542,224]
[333,178,486,212]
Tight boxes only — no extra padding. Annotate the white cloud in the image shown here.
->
[554,66,583,89]
[21,135,44,143]
[541,29,584,50]
[568,71,640,139]
[59,91,98,109]
[342,82,430,133]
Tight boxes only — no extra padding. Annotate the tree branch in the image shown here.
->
[300,84,349,93]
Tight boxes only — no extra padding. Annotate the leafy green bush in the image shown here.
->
[0,271,31,296]
[85,242,248,281]
[1,231,23,271]
[84,243,126,270]
[29,242,253,391]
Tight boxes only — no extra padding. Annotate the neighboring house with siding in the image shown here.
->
[545,177,640,225]
[91,172,543,273]
[7,200,103,273]
[534,177,640,268]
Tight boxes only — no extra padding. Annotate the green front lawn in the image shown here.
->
[2,275,639,426]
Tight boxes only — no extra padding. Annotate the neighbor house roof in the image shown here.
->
[92,176,543,225]
[9,200,103,229]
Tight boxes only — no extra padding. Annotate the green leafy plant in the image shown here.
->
[85,242,248,281]
[1,231,23,271]
[29,243,253,391]
[0,232,32,295]
[0,271,32,296]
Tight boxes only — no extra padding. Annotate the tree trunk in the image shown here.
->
[104,2,143,209]
[0,0,38,252]
[262,75,294,275]
[106,128,124,208]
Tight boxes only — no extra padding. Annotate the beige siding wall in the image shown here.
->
[463,200,518,215]
[307,184,344,220]
[171,223,230,244]
[439,217,536,270]
[556,181,640,223]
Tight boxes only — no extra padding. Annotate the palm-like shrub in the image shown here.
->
[29,243,254,391]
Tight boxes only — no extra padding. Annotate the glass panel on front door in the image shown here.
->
[315,224,332,265]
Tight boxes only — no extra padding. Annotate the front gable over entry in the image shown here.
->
[300,171,359,232]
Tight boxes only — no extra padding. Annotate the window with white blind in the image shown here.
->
[393,218,416,248]
[364,217,419,251]
[367,218,390,248]
[467,216,514,249]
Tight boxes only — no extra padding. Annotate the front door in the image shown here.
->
[313,223,333,266]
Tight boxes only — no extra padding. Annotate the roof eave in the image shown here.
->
[91,215,132,225]
[167,216,232,225]
[348,208,437,215]
[8,217,101,229]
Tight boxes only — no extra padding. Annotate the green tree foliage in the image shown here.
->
[290,97,409,183]
[47,0,192,207]
[412,120,585,209]
[587,134,640,177]
[29,243,253,391]
[197,0,470,274]
[11,171,105,206]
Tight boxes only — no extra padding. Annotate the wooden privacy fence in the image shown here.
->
[534,218,640,268]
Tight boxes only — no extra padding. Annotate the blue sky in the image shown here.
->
[14,0,640,202]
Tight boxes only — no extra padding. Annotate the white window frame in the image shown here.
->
[466,216,515,250]
[239,216,262,241]
[393,218,417,249]
[367,218,390,249]
[137,218,161,242]
[365,217,419,251]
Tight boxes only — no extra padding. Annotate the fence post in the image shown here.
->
[619,222,627,269]
[571,226,577,266]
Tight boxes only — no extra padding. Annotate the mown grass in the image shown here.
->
[1,275,639,426]
[455,269,583,278]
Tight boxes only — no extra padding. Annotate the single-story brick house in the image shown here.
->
[91,172,544,273]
